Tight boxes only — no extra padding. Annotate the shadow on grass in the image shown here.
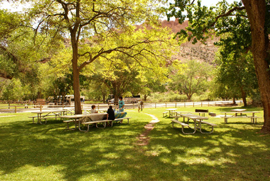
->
[0,110,269,181]
[144,116,270,181]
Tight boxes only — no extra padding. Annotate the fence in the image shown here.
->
[0,101,242,113]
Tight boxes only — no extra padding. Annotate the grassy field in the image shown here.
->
[0,106,269,181]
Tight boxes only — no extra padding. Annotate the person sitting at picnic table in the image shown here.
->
[91,105,98,113]
[106,106,115,126]
[118,96,125,112]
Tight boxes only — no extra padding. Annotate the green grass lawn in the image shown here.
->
[0,107,269,181]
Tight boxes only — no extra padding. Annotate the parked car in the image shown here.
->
[108,98,114,104]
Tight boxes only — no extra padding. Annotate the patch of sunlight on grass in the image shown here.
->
[81,170,131,181]
[159,157,173,164]
[103,152,120,159]
[145,144,172,157]
[207,147,222,154]
[96,160,113,166]
[173,154,235,167]
[123,154,136,160]
[1,164,66,181]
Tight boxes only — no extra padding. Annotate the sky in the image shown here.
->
[200,0,237,7]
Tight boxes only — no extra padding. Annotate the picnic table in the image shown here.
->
[60,113,112,132]
[221,109,261,123]
[171,113,216,134]
[166,108,177,118]
[30,109,67,124]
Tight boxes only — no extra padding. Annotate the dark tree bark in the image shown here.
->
[240,87,247,107]
[242,0,270,133]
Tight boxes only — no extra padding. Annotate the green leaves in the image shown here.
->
[169,59,213,100]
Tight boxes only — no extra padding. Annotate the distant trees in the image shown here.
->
[169,60,213,100]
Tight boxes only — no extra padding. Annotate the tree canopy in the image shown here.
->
[167,0,270,133]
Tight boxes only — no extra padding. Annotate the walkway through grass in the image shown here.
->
[0,107,269,181]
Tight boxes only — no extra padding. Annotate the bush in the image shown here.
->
[147,92,188,102]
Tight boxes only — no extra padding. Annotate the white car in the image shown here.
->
[108,98,114,104]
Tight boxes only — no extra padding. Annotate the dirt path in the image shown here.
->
[135,113,160,146]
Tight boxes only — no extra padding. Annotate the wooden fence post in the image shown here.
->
[175,102,177,108]
[40,105,42,112]
[15,106,17,113]
[201,102,202,107]
[193,102,194,107]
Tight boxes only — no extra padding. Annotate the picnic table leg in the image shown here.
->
[252,113,255,123]
[38,113,42,124]
[66,121,70,129]
[198,120,214,134]
[78,121,90,132]
[186,119,197,134]
[224,113,228,123]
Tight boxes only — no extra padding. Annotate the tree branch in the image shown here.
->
[209,6,246,28]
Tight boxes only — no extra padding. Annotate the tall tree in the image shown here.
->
[167,0,270,133]
[25,0,167,114]
[215,49,258,106]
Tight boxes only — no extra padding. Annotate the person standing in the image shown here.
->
[118,96,125,112]
[140,100,143,111]
[138,100,141,112]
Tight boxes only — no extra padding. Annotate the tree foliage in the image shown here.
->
[22,0,169,113]
[169,59,212,100]
[167,0,270,133]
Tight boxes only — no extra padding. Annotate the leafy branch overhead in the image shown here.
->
[167,0,246,44]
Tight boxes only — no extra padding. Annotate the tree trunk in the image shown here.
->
[71,31,82,114]
[232,97,236,105]
[243,0,270,133]
[143,94,147,101]
[102,94,106,103]
[73,67,82,114]
[240,87,247,107]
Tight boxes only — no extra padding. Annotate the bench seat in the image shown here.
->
[163,111,168,117]
[223,115,261,123]
[114,117,131,124]
[171,119,195,134]
[80,120,114,132]
[246,116,262,123]
[63,120,79,129]
[44,115,59,120]
[199,121,216,134]
[200,121,217,127]
[28,116,47,124]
